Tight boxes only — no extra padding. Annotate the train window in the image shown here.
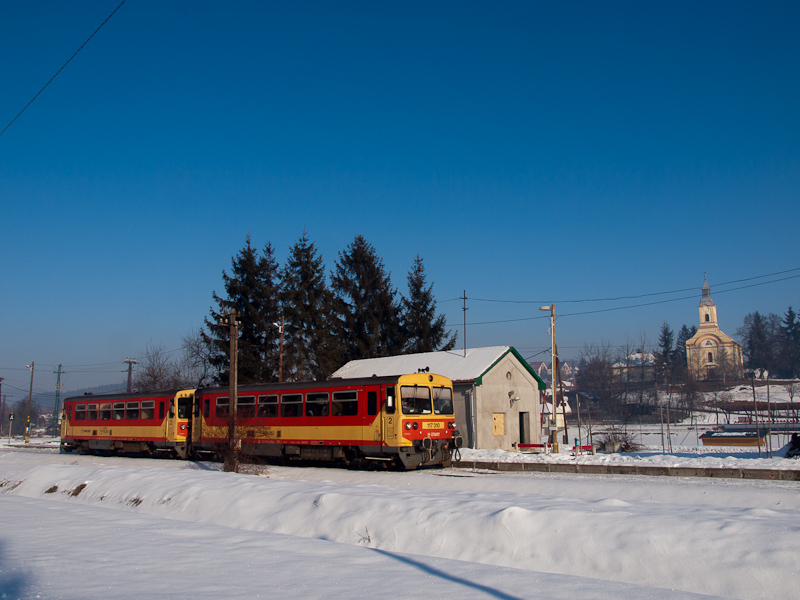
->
[99,403,111,420]
[177,398,192,419]
[257,394,278,418]
[216,397,230,418]
[332,391,358,416]
[280,393,302,418]
[87,404,98,421]
[433,387,454,415]
[385,386,395,415]
[400,385,432,415]
[237,395,256,418]
[141,401,155,420]
[367,391,377,416]
[74,404,86,421]
[113,402,125,420]
[305,392,329,417]
[160,401,166,420]
[126,401,140,420]
[203,398,209,419]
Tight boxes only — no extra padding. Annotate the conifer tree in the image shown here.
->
[401,254,456,353]
[778,306,800,377]
[280,232,338,380]
[656,322,675,384]
[331,235,404,362]
[203,236,281,384]
[675,324,697,382]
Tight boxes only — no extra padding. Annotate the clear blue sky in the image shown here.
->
[2,1,798,405]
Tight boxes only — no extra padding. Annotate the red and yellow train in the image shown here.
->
[61,372,462,469]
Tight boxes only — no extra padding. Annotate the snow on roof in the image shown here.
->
[332,346,540,385]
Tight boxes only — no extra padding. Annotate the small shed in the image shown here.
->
[331,346,547,451]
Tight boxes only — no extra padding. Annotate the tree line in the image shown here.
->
[134,233,456,391]
[736,307,800,378]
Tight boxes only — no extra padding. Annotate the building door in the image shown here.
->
[519,412,529,445]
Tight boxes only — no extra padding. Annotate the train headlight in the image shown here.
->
[412,422,419,430]
[405,422,412,430]
[448,422,455,429]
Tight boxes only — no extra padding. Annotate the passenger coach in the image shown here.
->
[61,372,462,469]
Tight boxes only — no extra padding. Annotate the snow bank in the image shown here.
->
[2,450,799,599]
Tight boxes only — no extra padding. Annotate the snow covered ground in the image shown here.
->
[2,442,799,600]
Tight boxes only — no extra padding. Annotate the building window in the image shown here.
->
[705,314,710,322]
[708,352,714,363]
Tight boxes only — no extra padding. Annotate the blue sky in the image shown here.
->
[2,1,798,404]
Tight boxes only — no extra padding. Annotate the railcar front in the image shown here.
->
[60,389,195,457]
[378,372,462,469]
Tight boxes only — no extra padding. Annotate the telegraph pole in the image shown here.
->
[25,362,34,443]
[0,377,4,437]
[124,358,137,393]
[461,291,468,357]
[52,365,63,437]
[220,308,240,471]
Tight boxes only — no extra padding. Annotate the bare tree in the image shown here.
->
[180,329,216,388]
[133,343,181,392]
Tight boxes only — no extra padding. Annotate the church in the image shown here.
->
[685,275,744,381]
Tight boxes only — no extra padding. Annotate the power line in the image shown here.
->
[446,272,800,328]
[466,267,800,305]
[0,0,127,138]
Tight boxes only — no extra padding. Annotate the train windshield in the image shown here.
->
[400,385,432,415]
[177,397,192,419]
[433,386,454,415]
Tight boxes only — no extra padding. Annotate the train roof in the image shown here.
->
[197,373,450,395]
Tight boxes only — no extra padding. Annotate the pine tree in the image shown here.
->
[675,324,697,381]
[331,235,404,362]
[739,311,778,372]
[778,306,800,378]
[401,254,456,353]
[656,322,675,384]
[280,232,338,380]
[203,236,281,385]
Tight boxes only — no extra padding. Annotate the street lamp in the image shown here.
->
[25,362,34,443]
[273,317,284,382]
[539,306,556,445]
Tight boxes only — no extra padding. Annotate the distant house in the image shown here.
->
[331,346,547,451]
[612,350,656,382]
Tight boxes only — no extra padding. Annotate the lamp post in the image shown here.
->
[539,305,556,446]
[273,316,284,382]
[25,362,34,443]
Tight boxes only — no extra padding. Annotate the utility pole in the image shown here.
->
[124,358,137,393]
[25,362,34,443]
[0,378,4,437]
[52,365,63,438]
[539,304,557,447]
[461,291,468,358]
[220,308,240,471]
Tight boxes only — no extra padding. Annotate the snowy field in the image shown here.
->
[2,441,799,600]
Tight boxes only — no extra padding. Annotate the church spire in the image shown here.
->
[700,273,713,306]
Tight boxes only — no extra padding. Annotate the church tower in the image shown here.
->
[685,275,744,381]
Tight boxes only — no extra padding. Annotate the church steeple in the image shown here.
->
[698,274,718,327]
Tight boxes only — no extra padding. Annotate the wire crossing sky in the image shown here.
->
[1,1,798,399]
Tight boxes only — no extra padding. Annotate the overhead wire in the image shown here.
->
[0,0,127,138]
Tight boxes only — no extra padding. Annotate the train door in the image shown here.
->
[166,390,193,458]
[191,394,204,445]
[381,385,398,448]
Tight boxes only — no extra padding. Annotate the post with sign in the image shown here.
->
[8,413,14,444]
